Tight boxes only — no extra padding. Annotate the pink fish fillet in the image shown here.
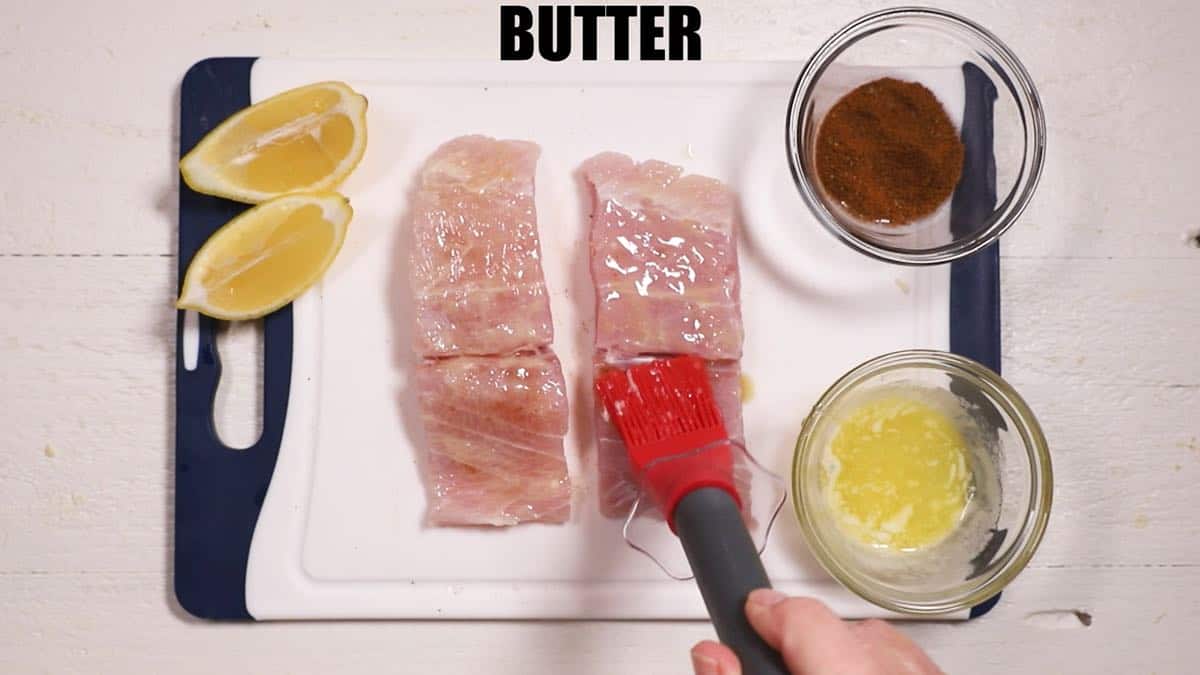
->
[582,152,748,518]
[582,152,743,360]
[409,135,553,357]
[417,353,571,526]
[409,136,570,526]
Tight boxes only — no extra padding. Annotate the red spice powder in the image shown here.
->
[815,77,965,225]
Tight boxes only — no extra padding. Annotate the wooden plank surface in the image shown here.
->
[1,0,1197,672]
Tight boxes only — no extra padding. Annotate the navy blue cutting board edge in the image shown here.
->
[173,57,1001,621]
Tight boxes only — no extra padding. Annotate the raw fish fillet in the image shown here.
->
[407,136,571,526]
[581,152,743,360]
[595,358,748,518]
[409,135,553,357]
[416,353,571,526]
[582,153,748,518]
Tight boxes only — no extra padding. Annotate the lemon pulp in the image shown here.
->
[201,205,335,310]
[824,395,971,552]
[180,81,367,204]
[177,193,352,320]
[231,93,357,192]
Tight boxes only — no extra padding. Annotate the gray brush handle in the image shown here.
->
[674,488,788,675]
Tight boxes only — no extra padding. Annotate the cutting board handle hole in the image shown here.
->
[213,319,265,450]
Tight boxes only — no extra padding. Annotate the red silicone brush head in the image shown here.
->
[596,356,740,528]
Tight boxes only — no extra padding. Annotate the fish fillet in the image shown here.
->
[408,136,570,526]
[409,135,553,357]
[417,353,571,526]
[583,152,743,360]
[582,152,747,518]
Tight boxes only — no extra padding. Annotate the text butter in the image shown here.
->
[500,5,702,61]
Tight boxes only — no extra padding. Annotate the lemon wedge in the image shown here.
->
[177,193,352,320]
[180,81,367,204]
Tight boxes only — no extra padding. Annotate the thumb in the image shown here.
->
[691,640,741,675]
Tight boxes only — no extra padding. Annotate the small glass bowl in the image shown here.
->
[792,350,1052,615]
[786,7,1046,265]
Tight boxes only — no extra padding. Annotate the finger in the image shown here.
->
[853,620,945,675]
[691,640,741,675]
[745,590,868,674]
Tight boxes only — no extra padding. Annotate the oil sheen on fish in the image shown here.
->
[583,152,743,360]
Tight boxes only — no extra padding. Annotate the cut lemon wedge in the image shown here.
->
[180,81,367,204]
[177,193,352,320]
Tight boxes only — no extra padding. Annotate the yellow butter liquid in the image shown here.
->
[825,396,971,552]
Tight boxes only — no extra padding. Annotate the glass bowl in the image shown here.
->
[792,350,1052,615]
[786,7,1046,265]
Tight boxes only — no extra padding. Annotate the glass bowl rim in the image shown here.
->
[791,349,1054,614]
[784,6,1048,266]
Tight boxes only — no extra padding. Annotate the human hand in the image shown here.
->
[690,590,944,675]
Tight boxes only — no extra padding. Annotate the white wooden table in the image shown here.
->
[1,1,1196,672]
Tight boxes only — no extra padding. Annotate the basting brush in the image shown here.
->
[596,355,786,675]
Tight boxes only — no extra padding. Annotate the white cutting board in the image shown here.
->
[241,60,958,620]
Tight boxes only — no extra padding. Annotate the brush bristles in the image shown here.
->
[598,356,724,449]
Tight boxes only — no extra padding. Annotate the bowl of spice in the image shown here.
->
[786,7,1046,265]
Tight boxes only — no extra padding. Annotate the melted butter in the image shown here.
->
[824,396,971,552]
[739,373,755,403]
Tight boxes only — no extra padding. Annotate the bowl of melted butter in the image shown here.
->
[793,350,1052,615]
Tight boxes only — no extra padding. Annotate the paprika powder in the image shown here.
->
[815,77,964,225]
